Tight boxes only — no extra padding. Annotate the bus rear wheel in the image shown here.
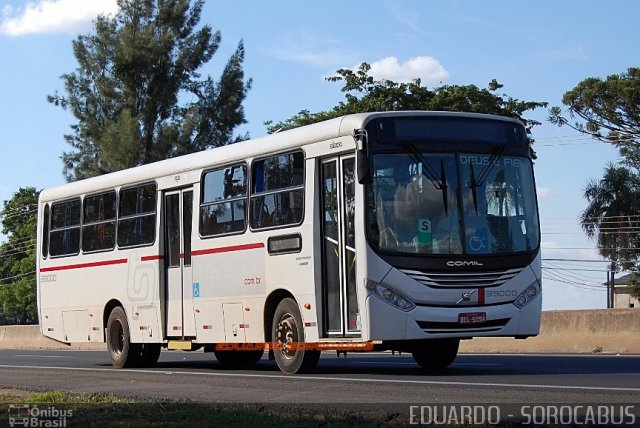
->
[106,306,140,368]
[272,298,320,374]
[412,339,459,369]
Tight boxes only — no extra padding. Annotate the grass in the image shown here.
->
[0,390,407,427]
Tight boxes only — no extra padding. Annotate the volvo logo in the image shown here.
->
[447,260,484,267]
[456,289,476,304]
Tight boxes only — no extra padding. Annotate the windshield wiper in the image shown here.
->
[402,143,449,216]
[470,163,479,214]
[469,145,506,214]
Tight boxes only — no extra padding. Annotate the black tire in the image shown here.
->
[412,339,460,369]
[272,298,320,374]
[106,306,141,368]
[139,343,162,368]
[213,349,264,369]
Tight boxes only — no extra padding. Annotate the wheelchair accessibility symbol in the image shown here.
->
[468,229,488,253]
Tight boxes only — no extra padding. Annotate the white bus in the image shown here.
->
[37,111,541,374]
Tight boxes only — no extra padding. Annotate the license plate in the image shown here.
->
[458,312,486,325]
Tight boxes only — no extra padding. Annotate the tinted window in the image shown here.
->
[49,198,81,257]
[252,152,303,193]
[119,183,156,217]
[82,191,116,252]
[41,204,49,258]
[251,152,304,229]
[118,183,157,248]
[200,164,247,236]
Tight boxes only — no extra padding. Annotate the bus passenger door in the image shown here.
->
[320,155,360,337]
[164,188,196,338]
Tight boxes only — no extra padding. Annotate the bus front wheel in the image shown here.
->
[106,306,141,368]
[412,339,459,369]
[271,298,320,374]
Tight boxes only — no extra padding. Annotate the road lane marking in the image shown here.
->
[10,355,71,359]
[0,364,639,393]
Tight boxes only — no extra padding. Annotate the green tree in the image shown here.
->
[579,163,640,307]
[266,63,547,141]
[549,67,640,168]
[626,274,640,302]
[580,163,640,270]
[551,68,640,306]
[0,187,39,325]
[48,0,251,182]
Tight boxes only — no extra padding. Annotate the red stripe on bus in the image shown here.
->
[478,288,485,305]
[192,243,265,257]
[141,255,164,262]
[40,258,128,272]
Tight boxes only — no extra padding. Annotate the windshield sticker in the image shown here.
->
[460,155,521,168]
[417,218,432,248]
[467,229,489,253]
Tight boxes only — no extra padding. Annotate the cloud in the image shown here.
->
[537,187,554,198]
[387,1,427,36]
[364,56,448,84]
[268,30,361,68]
[545,42,588,61]
[1,0,118,36]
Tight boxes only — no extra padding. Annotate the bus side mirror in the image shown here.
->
[357,150,372,185]
[354,128,372,185]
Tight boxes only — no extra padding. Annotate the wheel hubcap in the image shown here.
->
[109,321,124,356]
[276,313,297,360]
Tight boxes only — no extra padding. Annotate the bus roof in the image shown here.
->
[39,111,521,203]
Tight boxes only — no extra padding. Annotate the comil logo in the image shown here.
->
[446,260,484,267]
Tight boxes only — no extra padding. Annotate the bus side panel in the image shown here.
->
[261,231,318,341]
[191,241,266,344]
[39,308,65,343]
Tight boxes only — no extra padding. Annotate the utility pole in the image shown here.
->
[607,270,611,309]
[610,261,616,309]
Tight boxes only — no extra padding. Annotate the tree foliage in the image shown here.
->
[549,67,640,168]
[266,63,548,141]
[0,187,39,325]
[580,163,640,272]
[48,0,251,182]
[553,68,640,280]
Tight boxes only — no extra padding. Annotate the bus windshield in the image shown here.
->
[367,152,539,255]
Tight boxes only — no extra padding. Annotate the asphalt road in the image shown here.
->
[0,349,639,408]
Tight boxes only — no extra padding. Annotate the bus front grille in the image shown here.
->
[399,267,523,288]
[416,318,510,333]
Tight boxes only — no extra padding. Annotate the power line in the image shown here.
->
[0,271,36,284]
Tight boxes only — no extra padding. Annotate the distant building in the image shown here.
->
[610,274,639,309]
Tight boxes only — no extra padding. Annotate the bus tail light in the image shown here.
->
[366,281,415,312]
[514,281,540,309]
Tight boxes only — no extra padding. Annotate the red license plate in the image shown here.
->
[458,312,486,325]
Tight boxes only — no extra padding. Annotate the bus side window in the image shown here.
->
[83,191,117,253]
[250,151,304,230]
[42,204,49,258]
[200,164,247,237]
[117,183,157,248]
[49,198,81,257]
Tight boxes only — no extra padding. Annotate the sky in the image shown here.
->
[0,0,638,310]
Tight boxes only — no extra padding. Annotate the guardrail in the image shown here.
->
[0,309,638,354]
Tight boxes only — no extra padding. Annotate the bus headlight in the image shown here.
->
[366,281,415,312]
[514,281,540,309]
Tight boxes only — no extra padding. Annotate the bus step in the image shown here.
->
[167,340,194,351]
